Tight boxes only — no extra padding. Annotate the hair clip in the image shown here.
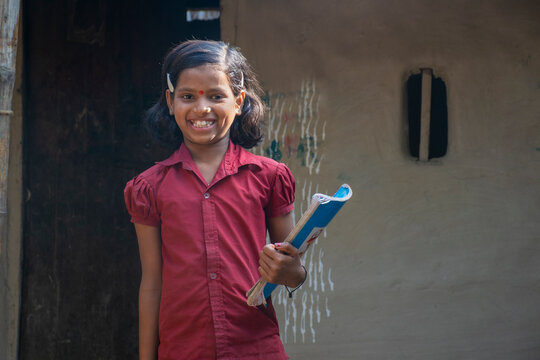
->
[239,71,244,89]
[167,73,175,92]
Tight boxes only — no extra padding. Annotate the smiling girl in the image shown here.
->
[124,40,306,360]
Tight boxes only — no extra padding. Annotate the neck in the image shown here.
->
[184,136,231,185]
[184,136,230,165]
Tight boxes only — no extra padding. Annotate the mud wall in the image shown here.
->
[221,1,540,359]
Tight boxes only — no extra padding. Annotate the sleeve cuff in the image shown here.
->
[267,203,294,218]
[130,216,160,227]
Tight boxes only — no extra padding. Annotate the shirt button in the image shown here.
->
[204,193,210,199]
[209,273,217,280]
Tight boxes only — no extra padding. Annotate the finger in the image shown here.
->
[259,247,276,263]
[258,265,277,283]
[258,266,269,280]
[274,242,298,256]
[262,244,279,259]
[261,248,288,268]
[258,253,274,271]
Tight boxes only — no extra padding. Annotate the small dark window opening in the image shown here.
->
[407,71,448,160]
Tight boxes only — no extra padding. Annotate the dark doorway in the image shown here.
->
[20,1,219,358]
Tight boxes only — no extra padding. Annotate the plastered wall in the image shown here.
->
[222,1,540,359]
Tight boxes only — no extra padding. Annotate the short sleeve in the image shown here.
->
[124,176,161,227]
[266,163,295,217]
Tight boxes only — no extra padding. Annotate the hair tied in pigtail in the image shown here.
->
[167,73,175,93]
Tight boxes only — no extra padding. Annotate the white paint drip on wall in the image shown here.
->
[315,154,324,174]
[308,180,313,207]
[299,84,305,138]
[305,92,313,144]
[300,292,308,343]
[291,203,296,227]
[325,296,331,318]
[274,100,284,141]
[308,239,315,289]
[310,293,316,342]
[312,249,318,291]
[302,80,309,138]
[281,290,290,343]
[319,249,325,293]
[291,298,297,343]
[309,81,315,122]
[281,123,287,149]
[316,294,321,323]
[302,179,306,204]
[308,155,318,175]
[313,104,319,151]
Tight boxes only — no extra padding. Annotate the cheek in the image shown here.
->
[173,114,186,130]
[226,112,238,126]
[171,103,186,117]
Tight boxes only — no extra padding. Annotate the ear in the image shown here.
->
[235,90,245,115]
[165,90,174,115]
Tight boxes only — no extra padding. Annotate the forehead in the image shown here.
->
[176,64,231,89]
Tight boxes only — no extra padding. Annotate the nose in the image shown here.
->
[194,99,211,114]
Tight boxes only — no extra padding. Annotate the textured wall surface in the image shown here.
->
[222,1,540,359]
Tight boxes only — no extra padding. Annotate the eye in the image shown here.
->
[211,94,225,101]
[180,93,194,100]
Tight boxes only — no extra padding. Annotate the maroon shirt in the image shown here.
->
[124,141,294,360]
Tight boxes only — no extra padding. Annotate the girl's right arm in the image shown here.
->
[134,223,162,360]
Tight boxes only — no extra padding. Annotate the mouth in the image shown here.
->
[189,120,215,129]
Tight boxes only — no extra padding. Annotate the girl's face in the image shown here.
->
[166,64,244,151]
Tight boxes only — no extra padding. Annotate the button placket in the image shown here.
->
[201,192,227,356]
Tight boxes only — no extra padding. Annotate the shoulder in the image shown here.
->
[241,151,295,188]
[255,154,292,176]
[238,147,290,173]
[125,162,169,192]
[124,163,167,226]
[136,162,168,182]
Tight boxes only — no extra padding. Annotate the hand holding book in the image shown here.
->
[246,184,353,306]
[258,242,305,288]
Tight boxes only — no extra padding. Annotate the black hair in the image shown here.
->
[145,40,265,149]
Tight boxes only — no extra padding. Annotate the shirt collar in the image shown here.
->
[155,140,262,175]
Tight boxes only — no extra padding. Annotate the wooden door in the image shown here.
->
[20,1,219,358]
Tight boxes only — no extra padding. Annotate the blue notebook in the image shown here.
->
[246,184,353,306]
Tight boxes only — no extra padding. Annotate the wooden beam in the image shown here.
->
[0,0,21,225]
[0,1,22,360]
[419,68,432,161]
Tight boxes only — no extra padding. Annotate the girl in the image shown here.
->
[124,40,306,360]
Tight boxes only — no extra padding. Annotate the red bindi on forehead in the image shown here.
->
[198,90,204,95]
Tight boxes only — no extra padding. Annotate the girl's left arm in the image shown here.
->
[259,211,306,288]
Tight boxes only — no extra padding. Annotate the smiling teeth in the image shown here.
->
[192,120,214,128]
